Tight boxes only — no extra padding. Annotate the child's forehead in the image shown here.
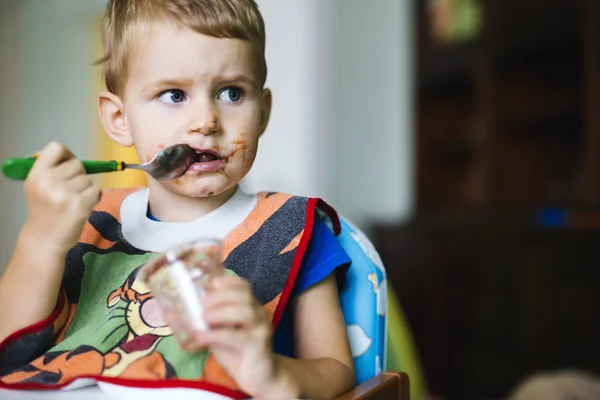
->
[126,20,263,84]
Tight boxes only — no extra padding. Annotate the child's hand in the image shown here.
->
[23,142,101,255]
[188,275,280,397]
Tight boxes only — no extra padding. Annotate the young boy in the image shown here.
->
[0,0,355,399]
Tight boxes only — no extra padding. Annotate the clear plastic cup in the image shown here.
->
[139,238,223,349]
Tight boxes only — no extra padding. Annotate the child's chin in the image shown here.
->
[165,177,233,199]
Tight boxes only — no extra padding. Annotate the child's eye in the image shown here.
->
[218,87,244,103]
[158,89,187,104]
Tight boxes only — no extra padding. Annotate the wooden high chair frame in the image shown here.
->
[334,372,409,400]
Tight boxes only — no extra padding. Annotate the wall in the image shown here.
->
[0,1,22,271]
[330,0,414,227]
[0,0,103,269]
[242,0,333,199]
[246,0,414,227]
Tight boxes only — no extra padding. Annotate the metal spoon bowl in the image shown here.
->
[126,144,200,180]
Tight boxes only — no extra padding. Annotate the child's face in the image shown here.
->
[107,20,270,198]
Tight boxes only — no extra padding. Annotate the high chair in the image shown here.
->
[330,217,411,400]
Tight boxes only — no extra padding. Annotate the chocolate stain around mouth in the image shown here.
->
[229,138,249,161]
[162,138,246,186]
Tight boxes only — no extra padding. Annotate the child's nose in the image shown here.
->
[187,101,222,136]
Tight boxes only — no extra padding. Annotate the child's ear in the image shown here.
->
[259,88,272,136]
[98,91,134,147]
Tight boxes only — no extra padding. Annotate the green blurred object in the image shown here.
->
[2,157,123,181]
[428,0,482,44]
[387,285,428,399]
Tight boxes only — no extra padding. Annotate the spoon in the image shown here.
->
[1,144,200,181]
[126,144,201,180]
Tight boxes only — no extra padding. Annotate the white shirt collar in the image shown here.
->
[120,186,258,252]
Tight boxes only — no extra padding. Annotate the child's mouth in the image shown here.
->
[188,149,224,173]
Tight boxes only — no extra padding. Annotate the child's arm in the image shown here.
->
[0,142,100,342]
[273,273,355,398]
[193,273,355,400]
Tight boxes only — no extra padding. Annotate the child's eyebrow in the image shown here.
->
[215,75,258,89]
[140,78,194,92]
[140,75,259,92]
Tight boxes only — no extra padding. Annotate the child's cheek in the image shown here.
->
[229,134,257,161]
[231,140,249,159]
[144,142,167,163]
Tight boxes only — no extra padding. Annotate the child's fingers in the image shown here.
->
[80,184,102,210]
[34,142,75,169]
[190,328,247,351]
[202,287,254,309]
[207,275,249,291]
[203,303,266,328]
[54,157,86,180]
[64,175,93,193]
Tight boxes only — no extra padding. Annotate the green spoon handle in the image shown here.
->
[1,158,125,181]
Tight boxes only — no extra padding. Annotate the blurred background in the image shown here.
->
[1,0,600,399]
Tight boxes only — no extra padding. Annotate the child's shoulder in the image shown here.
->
[254,190,331,204]
[253,191,331,212]
[252,191,341,234]
[254,191,305,200]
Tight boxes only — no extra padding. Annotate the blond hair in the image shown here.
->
[97,0,267,95]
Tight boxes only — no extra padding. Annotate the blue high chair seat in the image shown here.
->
[335,217,388,385]
[332,217,425,400]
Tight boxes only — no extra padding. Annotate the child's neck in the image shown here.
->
[146,181,238,223]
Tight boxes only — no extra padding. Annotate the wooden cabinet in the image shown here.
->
[376,213,600,400]
[416,0,600,209]
[377,1,600,399]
